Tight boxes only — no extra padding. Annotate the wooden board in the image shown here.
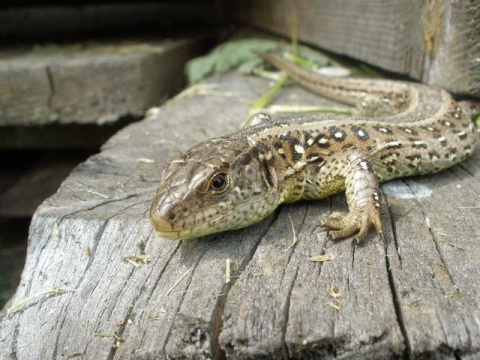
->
[0,71,479,359]
[230,0,480,96]
[0,2,225,40]
[0,35,213,127]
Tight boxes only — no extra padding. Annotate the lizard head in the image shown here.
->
[150,137,279,240]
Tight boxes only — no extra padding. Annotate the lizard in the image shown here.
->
[149,50,479,245]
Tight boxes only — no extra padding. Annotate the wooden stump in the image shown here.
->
[1,71,479,359]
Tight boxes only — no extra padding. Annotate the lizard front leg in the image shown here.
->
[320,149,384,245]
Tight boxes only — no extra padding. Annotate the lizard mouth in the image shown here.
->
[150,199,275,240]
[149,207,191,240]
[149,216,180,239]
[149,205,228,240]
[149,217,227,240]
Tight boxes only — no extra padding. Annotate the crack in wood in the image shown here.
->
[59,193,142,218]
[163,245,209,357]
[133,241,181,353]
[107,305,133,360]
[9,321,20,360]
[404,180,457,288]
[385,236,411,359]
[83,219,113,273]
[281,266,299,359]
[45,66,55,111]
[211,210,281,359]
[275,207,308,358]
[383,195,403,268]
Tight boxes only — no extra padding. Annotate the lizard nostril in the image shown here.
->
[157,201,189,223]
[150,200,181,237]
[158,204,175,221]
[159,203,177,222]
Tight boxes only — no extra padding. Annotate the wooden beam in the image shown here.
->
[230,0,480,96]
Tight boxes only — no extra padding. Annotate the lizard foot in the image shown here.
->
[318,207,384,245]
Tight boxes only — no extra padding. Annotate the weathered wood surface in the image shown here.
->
[0,35,212,127]
[1,72,480,359]
[230,0,480,96]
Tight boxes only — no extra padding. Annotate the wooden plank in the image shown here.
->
[0,69,479,358]
[0,2,224,40]
[0,35,213,127]
[230,0,480,96]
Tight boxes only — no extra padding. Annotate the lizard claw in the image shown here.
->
[318,206,384,245]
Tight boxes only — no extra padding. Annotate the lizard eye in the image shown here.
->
[208,171,229,194]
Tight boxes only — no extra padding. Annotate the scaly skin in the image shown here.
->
[149,51,479,243]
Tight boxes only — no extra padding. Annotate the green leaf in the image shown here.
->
[186,39,280,84]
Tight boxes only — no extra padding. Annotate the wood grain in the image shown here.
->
[230,0,480,96]
[0,72,479,359]
[0,36,212,127]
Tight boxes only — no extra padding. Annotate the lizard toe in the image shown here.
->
[319,206,384,244]
[319,212,348,231]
